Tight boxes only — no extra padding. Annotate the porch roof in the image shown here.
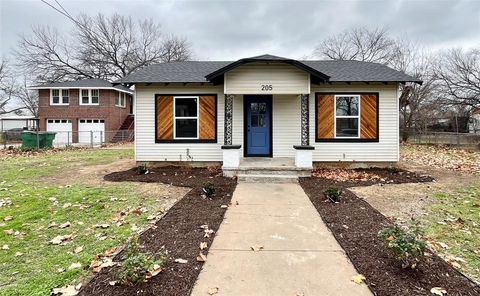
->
[115,54,422,85]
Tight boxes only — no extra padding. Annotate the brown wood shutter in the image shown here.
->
[199,95,216,140]
[360,94,378,139]
[156,95,174,140]
[317,94,335,139]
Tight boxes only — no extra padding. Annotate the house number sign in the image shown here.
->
[261,84,273,91]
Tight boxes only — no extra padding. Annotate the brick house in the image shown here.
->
[30,79,134,144]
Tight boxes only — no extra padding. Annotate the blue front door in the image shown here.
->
[245,95,272,156]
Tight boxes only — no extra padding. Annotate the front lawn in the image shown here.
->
[423,184,480,282]
[0,148,182,296]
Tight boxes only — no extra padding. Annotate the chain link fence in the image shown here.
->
[1,130,134,149]
[406,131,480,147]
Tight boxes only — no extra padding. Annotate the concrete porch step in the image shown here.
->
[235,167,311,177]
[237,174,299,183]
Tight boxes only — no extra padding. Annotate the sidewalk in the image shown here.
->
[191,182,373,296]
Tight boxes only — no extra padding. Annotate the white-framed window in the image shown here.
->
[334,95,360,138]
[173,96,199,139]
[116,92,126,108]
[80,89,100,105]
[50,89,69,105]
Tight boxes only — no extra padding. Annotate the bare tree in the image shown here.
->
[16,13,192,82]
[313,27,396,64]
[432,48,480,109]
[0,60,26,116]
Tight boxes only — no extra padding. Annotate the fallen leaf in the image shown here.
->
[146,263,163,279]
[48,222,58,228]
[351,274,366,284]
[108,281,117,286]
[62,203,72,209]
[207,287,219,295]
[74,246,84,254]
[200,242,208,250]
[4,216,13,221]
[250,245,264,252]
[49,234,73,245]
[196,252,207,262]
[430,287,447,295]
[15,252,23,257]
[220,205,228,209]
[4,229,14,235]
[89,257,115,273]
[2,244,9,250]
[68,262,82,270]
[174,258,188,264]
[51,284,80,296]
[59,222,71,229]
[102,247,117,257]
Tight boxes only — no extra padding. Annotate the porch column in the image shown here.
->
[300,94,310,146]
[222,94,241,176]
[294,94,314,169]
[224,94,234,145]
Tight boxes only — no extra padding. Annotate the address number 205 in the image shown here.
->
[261,84,273,91]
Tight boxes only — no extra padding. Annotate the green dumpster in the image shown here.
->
[21,131,56,149]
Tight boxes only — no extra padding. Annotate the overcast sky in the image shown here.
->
[1,0,479,61]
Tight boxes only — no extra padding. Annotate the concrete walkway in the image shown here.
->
[191,182,372,296]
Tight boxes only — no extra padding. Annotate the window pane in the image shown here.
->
[91,96,99,104]
[62,89,69,104]
[336,118,358,137]
[259,103,266,114]
[175,119,197,138]
[250,103,258,113]
[175,98,197,117]
[259,114,266,127]
[91,89,99,96]
[251,114,258,127]
[53,97,59,104]
[52,89,59,96]
[336,96,359,116]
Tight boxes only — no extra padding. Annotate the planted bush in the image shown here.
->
[116,239,167,285]
[137,163,149,175]
[378,221,426,269]
[323,187,342,203]
[202,182,216,197]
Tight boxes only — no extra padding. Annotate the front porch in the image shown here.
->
[221,93,315,179]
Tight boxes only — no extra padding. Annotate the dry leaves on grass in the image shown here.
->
[51,283,82,296]
[402,144,480,174]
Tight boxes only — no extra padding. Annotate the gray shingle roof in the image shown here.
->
[114,56,421,84]
[30,79,133,93]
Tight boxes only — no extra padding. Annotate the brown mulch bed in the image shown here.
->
[79,166,237,296]
[300,168,480,296]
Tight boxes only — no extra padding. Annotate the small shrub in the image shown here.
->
[137,163,149,175]
[323,187,342,203]
[202,182,216,197]
[116,239,167,285]
[378,220,427,269]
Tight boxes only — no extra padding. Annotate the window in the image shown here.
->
[80,89,100,105]
[335,95,360,138]
[116,92,126,107]
[51,89,69,105]
[174,96,198,139]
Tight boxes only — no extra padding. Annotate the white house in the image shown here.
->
[116,54,421,177]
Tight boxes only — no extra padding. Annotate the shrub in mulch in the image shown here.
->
[300,168,480,296]
[78,166,237,296]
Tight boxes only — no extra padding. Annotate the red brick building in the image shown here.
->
[31,79,134,144]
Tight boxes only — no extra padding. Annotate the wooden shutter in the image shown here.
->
[360,94,378,139]
[156,95,173,140]
[317,94,335,139]
[199,95,216,140]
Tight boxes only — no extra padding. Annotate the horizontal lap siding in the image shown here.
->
[310,84,399,162]
[225,63,309,94]
[273,95,301,157]
[135,85,224,162]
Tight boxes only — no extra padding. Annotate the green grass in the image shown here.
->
[423,184,480,281]
[0,148,173,295]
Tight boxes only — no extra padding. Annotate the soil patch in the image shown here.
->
[300,168,480,296]
[79,166,237,296]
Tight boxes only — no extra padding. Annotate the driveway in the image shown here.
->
[191,182,372,296]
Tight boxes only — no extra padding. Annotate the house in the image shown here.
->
[468,108,480,134]
[115,54,421,177]
[0,115,38,132]
[30,79,134,145]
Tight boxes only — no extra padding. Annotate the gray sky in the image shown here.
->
[1,0,479,61]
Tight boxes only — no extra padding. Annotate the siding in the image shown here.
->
[225,63,310,94]
[310,84,399,162]
[135,85,224,162]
